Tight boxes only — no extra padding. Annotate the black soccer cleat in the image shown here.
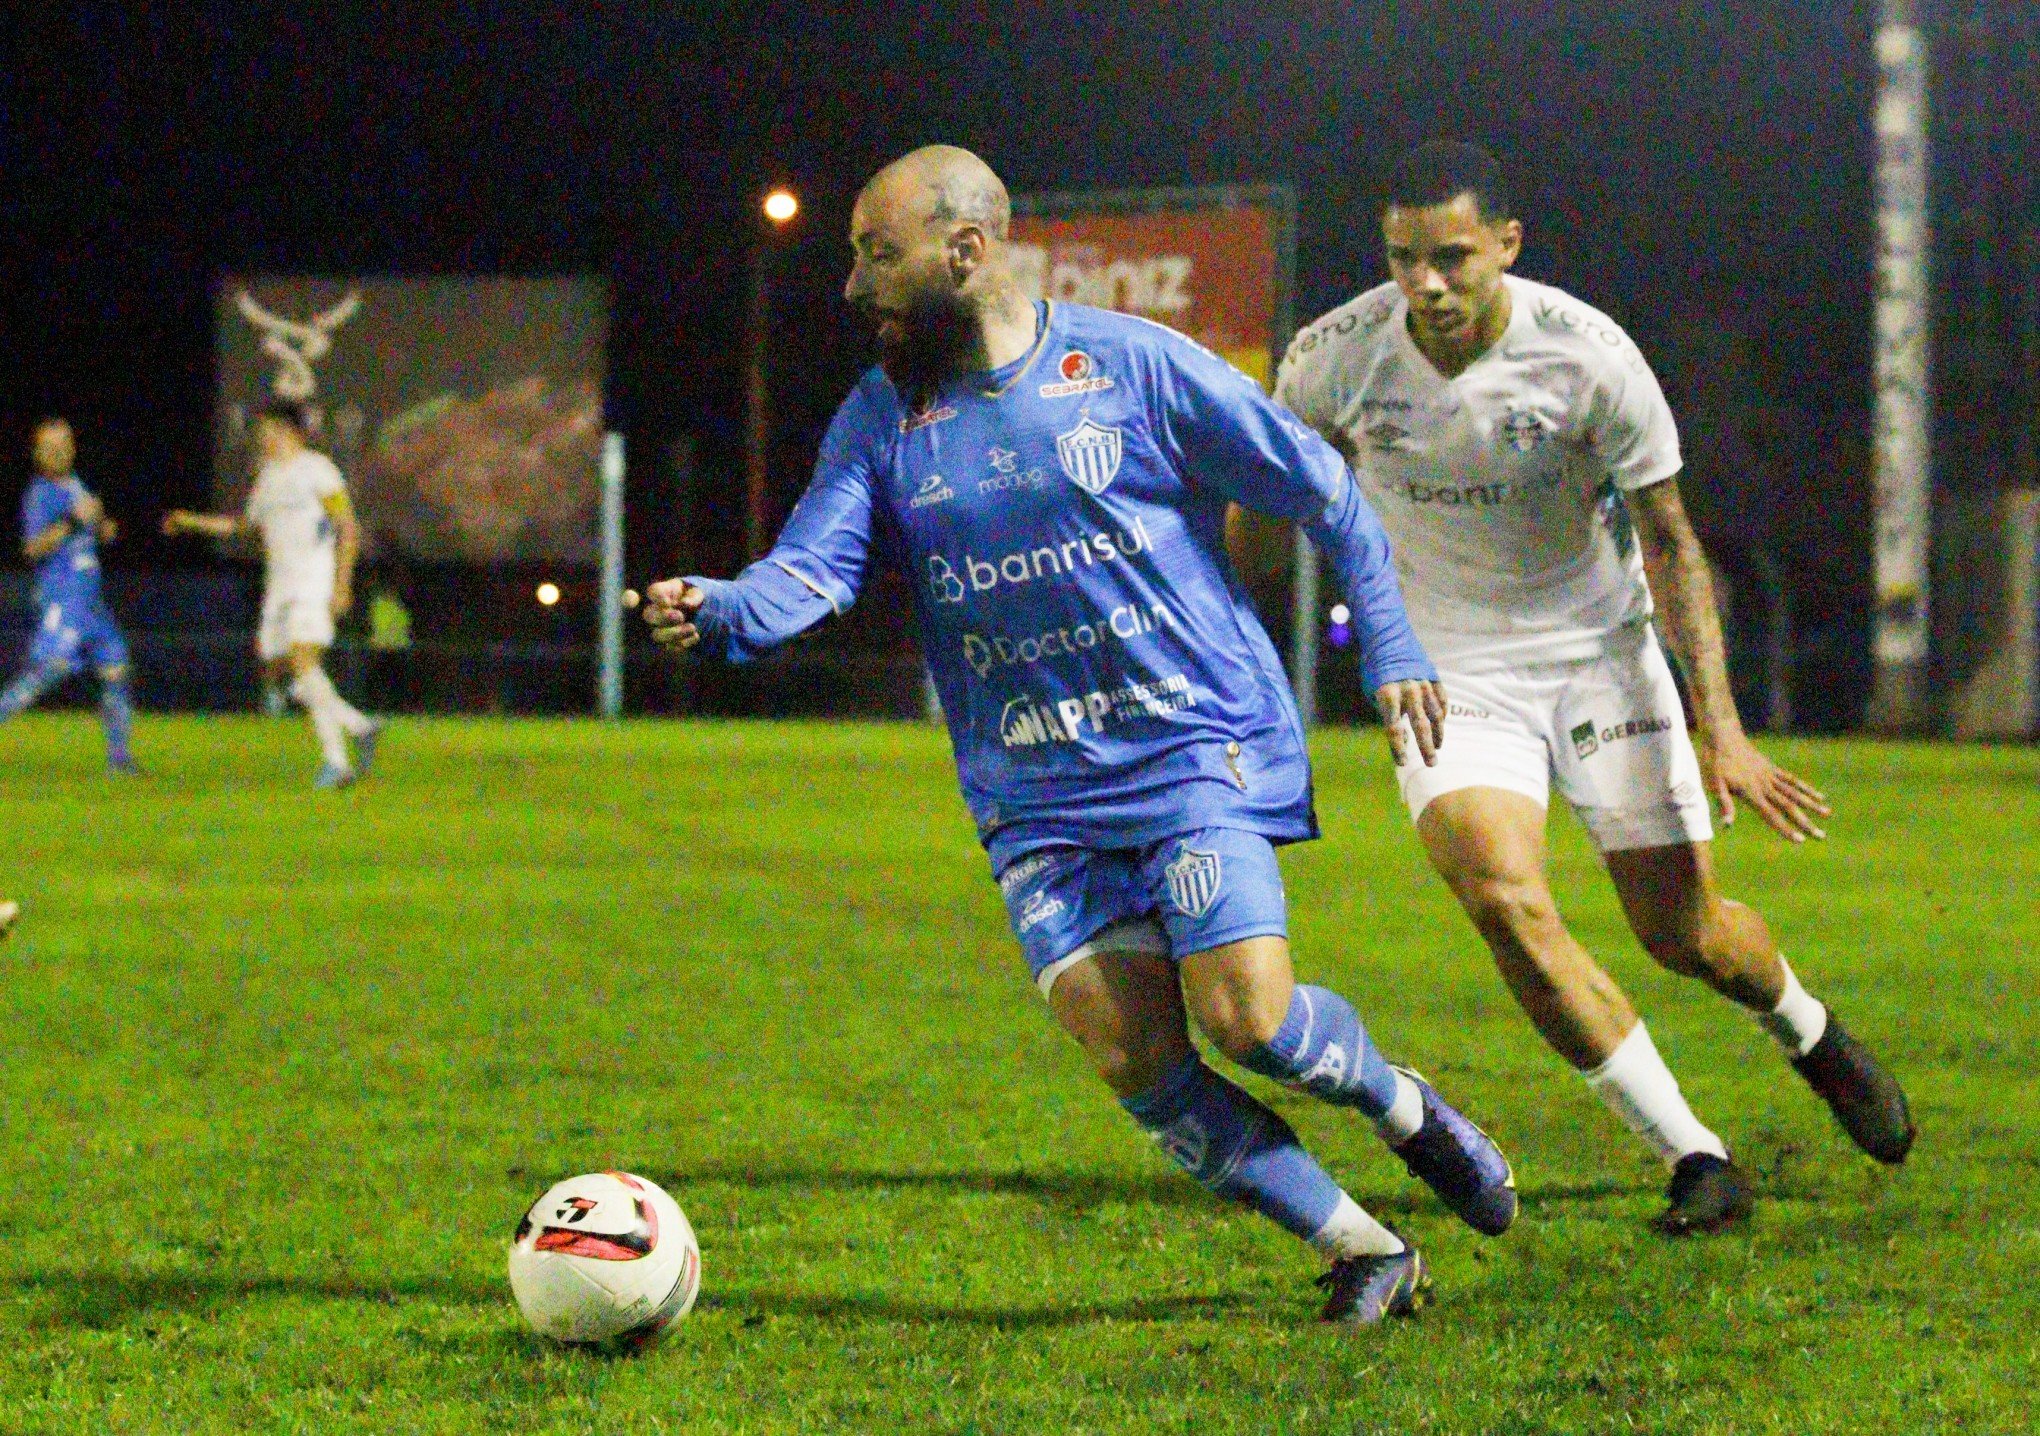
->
[1792,1015,1915,1165]
[1316,1244,1432,1326]
[1654,1151,1756,1236]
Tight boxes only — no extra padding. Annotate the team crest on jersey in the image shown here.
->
[1164,844,1223,920]
[1040,351,1116,397]
[1056,418,1123,495]
[1500,409,1552,452]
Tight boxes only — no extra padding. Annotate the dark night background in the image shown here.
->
[3,2,2034,725]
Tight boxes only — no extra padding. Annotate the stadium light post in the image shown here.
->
[1867,0,1934,732]
[746,187,801,560]
[598,432,626,718]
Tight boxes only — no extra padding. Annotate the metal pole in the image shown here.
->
[1868,1,1935,732]
[598,432,625,719]
[744,237,771,561]
[1289,527,1320,728]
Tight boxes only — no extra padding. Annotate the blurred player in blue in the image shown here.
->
[644,147,1517,1326]
[0,418,138,772]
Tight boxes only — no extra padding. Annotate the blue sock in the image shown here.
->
[0,661,65,720]
[1241,984,1401,1118]
[99,677,134,766]
[1119,1051,1344,1245]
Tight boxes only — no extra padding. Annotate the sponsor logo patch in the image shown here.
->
[899,403,959,434]
[1366,421,1411,453]
[1164,844,1223,920]
[995,672,1195,747]
[908,473,955,509]
[997,852,1057,896]
[987,447,1019,474]
[1155,1114,1210,1177]
[1016,888,1067,934]
[1393,472,1565,506]
[1571,720,1600,759]
[1056,418,1124,494]
[934,518,1152,607]
[1600,715,1676,744]
[928,555,967,604]
[1300,1043,1349,1094]
[964,601,1172,680]
[1039,350,1117,397]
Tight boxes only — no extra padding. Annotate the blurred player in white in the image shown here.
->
[165,400,383,788]
[0,898,16,940]
[1277,143,1913,1232]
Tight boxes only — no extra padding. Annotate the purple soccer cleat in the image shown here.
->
[1388,1066,1518,1236]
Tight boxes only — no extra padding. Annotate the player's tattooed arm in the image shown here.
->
[1628,478,1830,842]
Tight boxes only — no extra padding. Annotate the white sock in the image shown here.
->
[1581,1022,1728,1167]
[1373,1069,1425,1146]
[293,669,373,734]
[1309,1193,1406,1259]
[291,670,353,769]
[1757,955,1829,1057]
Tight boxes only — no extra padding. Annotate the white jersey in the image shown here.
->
[1276,274,1683,664]
[245,450,345,596]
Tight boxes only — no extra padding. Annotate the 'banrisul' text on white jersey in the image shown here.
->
[245,451,345,597]
[1275,275,1682,664]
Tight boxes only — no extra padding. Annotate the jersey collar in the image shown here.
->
[976,300,1054,400]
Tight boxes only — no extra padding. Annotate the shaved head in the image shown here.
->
[857,145,1011,239]
[845,146,1030,394]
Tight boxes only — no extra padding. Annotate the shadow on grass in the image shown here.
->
[662,1164,1212,1214]
[698,1287,1259,1329]
[3,1268,499,1330]
[660,1165,1660,1221]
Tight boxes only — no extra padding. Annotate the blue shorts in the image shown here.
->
[994,828,1290,997]
[27,597,129,673]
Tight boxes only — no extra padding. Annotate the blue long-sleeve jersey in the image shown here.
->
[691,301,1435,867]
[23,475,104,606]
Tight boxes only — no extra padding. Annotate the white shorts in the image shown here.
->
[1397,623,1713,852]
[256,585,336,660]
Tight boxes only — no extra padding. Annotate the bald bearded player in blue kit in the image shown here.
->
[643,146,1519,1326]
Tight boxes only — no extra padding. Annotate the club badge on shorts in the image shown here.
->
[1165,844,1223,920]
[1056,418,1123,496]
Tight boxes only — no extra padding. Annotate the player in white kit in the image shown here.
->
[165,401,384,788]
[1276,144,1914,1232]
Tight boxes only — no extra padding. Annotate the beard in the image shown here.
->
[862,283,980,399]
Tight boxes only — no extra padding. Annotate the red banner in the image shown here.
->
[1010,196,1284,389]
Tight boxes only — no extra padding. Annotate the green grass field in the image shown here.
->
[0,713,2034,1434]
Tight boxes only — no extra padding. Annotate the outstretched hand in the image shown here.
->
[1697,728,1830,842]
[1375,678,1448,768]
[643,578,708,651]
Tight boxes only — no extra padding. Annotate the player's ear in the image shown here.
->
[1495,218,1524,269]
[947,226,988,282]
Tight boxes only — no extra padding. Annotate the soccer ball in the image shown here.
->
[508,1171,700,1347]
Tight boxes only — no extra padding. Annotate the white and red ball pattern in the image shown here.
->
[508,1171,700,1347]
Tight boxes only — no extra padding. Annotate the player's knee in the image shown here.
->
[1638,900,1733,979]
[1087,1031,1190,1099]
[1462,875,1563,952]
[1185,985,1286,1066]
